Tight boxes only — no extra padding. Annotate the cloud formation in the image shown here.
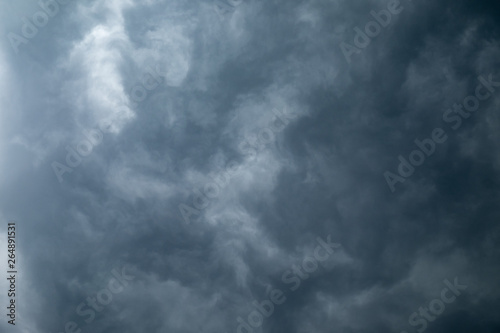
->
[0,0,499,332]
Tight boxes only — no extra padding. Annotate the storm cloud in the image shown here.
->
[0,0,499,332]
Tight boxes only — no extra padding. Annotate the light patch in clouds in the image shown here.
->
[144,21,194,87]
[66,23,134,133]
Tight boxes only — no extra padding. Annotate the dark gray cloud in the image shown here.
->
[0,0,499,332]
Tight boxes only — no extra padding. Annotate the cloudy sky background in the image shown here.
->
[0,0,499,332]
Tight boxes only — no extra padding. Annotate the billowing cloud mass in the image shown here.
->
[0,0,499,332]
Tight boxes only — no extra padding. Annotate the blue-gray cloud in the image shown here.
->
[0,0,499,332]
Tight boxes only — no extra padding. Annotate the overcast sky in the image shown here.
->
[0,0,499,332]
